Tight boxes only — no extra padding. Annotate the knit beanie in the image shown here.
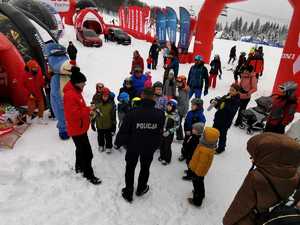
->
[70,67,87,84]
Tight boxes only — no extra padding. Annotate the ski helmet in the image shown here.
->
[194,55,203,61]
[132,97,141,108]
[241,52,246,56]
[167,99,178,109]
[191,98,204,107]
[153,81,163,89]
[279,81,298,96]
[101,87,110,97]
[118,92,130,103]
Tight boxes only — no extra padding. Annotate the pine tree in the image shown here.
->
[248,21,254,34]
[238,17,243,33]
[242,21,248,35]
[253,18,260,35]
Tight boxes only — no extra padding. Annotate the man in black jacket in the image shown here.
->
[115,88,165,202]
[149,39,160,70]
[67,41,78,61]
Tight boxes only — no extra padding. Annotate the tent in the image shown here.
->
[75,8,105,35]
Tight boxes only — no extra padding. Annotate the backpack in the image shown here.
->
[255,169,300,225]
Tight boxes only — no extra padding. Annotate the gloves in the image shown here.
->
[204,90,208,96]
[163,131,170,137]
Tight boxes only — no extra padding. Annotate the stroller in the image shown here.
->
[240,96,273,134]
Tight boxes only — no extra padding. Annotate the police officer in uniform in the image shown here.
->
[115,88,165,202]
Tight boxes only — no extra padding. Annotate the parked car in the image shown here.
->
[76,28,102,47]
[107,28,131,45]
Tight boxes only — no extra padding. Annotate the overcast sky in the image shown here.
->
[143,0,293,25]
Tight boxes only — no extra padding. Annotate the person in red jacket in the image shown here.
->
[23,59,46,124]
[63,66,101,185]
[247,48,264,79]
[234,65,257,127]
[264,81,298,134]
[130,50,144,74]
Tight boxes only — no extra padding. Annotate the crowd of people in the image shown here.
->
[21,39,300,225]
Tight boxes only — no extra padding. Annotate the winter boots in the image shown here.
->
[88,176,102,185]
[136,185,150,197]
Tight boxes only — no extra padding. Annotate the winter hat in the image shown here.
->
[153,81,163,89]
[132,97,141,108]
[200,127,220,149]
[279,81,298,96]
[194,55,203,61]
[167,99,177,109]
[70,67,86,84]
[118,92,130,103]
[192,122,205,136]
[101,87,110,97]
[25,59,39,72]
[191,98,204,108]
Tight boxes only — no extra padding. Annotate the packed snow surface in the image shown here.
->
[0,25,290,225]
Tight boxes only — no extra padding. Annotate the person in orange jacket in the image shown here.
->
[23,59,47,124]
[188,127,220,207]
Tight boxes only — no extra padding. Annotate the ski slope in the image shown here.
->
[0,25,291,225]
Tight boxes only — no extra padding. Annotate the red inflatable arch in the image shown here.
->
[74,8,106,35]
[194,0,300,111]
[0,33,27,106]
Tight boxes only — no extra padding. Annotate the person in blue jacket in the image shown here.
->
[178,98,206,161]
[130,66,147,97]
[187,55,209,99]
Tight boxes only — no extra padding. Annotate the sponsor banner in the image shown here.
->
[166,7,177,44]
[178,7,191,52]
[155,8,166,44]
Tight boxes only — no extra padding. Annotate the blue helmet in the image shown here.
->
[194,55,203,61]
[118,92,130,103]
[167,99,177,109]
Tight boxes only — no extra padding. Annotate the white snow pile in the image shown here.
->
[0,25,295,225]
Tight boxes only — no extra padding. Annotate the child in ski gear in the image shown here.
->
[212,84,240,154]
[149,39,160,70]
[188,127,220,207]
[63,66,101,185]
[234,65,257,127]
[179,98,206,161]
[209,55,222,88]
[182,122,204,181]
[228,45,236,64]
[23,59,46,124]
[175,75,190,140]
[130,50,144,74]
[187,55,209,98]
[234,52,247,83]
[117,92,131,128]
[131,97,142,109]
[144,71,152,89]
[163,54,179,83]
[264,81,298,134]
[92,87,117,154]
[118,77,136,101]
[163,70,176,99]
[131,66,147,96]
[159,99,180,165]
[223,133,300,225]
[147,55,152,70]
[153,81,168,111]
[91,83,104,104]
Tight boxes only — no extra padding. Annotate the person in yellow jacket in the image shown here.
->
[188,127,220,207]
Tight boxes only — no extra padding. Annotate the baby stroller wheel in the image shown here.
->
[247,129,254,135]
[239,124,246,129]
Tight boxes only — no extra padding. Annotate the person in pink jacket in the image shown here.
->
[234,65,257,127]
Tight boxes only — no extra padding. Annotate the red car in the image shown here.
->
[76,28,102,47]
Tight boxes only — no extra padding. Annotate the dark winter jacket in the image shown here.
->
[118,86,137,101]
[94,100,116,130]
[210,59,222,75]
[115,99,165,155]
[131,55,144,74]
[163,79,176,98]
[229,46,236,58]
[163,110,180,136]
[213,94,240,129]
[63,81,91,137]
[131,74,147,96]
[223,133,300,225]
[187,64,209,92]
[184,109,206,132]
[267,94,298,126]
[183,134,200,161]
[67,44,77,60]
[234,55,247,75]
[118,102,131,124]
[149,43,160,58]
[176,87,190,117]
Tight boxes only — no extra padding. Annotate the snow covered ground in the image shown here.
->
[0,25,290,225]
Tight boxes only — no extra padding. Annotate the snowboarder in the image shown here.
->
[163,70,176,99]
[91,87,116,154]
[159,99,180,165]
[179,98,206,161]
[115,88,165,203]
[67,41,78,63]
[149,39,160,70]
[175,75,190,140]
[209,54,222,88]
[264,81,298,134]
[187,55,209,99]
[63,67,101,185]
[130,50,144,74]
[228,45,237,64]
[234,65,257,127]
[188,127,220,207]
[211,84,240,154]
[223,133,300,225]
[23,59,47,124]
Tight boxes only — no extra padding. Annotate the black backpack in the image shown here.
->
[255,169,300,225]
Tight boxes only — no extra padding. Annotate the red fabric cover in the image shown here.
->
[22,70,45,100]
